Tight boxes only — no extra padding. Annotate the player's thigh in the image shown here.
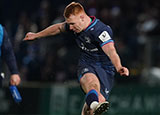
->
[80,73,106,103]
[80,73,100,93]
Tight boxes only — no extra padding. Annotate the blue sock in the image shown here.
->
[85,89,99,107]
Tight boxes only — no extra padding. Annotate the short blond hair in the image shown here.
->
[63,2,85,18]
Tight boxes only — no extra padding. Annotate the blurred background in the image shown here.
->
[0,0,160,114]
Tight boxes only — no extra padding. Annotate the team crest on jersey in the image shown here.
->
[105,88,109,94]
[84,36,91,43]
[98,31,111,42]
[82,68,89,74]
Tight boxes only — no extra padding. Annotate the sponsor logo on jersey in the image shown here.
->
[98,31,111,42]
[84,36,91,43]
[79,43,98,52]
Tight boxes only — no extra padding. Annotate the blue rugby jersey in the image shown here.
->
[65,16,114,66]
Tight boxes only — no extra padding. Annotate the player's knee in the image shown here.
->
[80,73,100,92]
[85,80,99,92]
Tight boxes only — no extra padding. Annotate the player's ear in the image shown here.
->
[80,15,84,21]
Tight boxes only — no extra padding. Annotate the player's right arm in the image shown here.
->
[2,27,21,85]
[23,22,66,41]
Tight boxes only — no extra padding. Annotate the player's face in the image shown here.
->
[66,14,84,33]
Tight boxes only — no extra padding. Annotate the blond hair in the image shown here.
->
[63,2,85,18]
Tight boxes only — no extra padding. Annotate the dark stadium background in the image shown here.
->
[0,0,160,114]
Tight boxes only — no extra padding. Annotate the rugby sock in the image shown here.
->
[85,89,99,110]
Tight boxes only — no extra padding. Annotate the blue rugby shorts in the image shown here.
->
[77,62,115,100]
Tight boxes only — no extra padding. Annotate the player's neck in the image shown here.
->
[83,16,92,30]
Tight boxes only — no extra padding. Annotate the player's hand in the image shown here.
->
[117,67,129,76]
[10,74,21,86]
[23,32,37,41]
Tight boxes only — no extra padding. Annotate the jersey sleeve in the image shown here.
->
[1,27,19,74]
[95,26,114,47]
[64,23,70,32]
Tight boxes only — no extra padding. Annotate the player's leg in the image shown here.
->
[92,66,115,114]
[81,102,92,115]
[80,73,107,114]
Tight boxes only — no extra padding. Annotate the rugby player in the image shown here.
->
[24,2,129,115]
[0,24,21,87]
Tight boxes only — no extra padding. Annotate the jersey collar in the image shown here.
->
[84,16,98,32]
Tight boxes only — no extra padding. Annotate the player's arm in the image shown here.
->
[23,22,66,41]
[102,43,129,76]
[2,28,21,85]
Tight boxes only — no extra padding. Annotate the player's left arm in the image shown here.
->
[102,43,129,76]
